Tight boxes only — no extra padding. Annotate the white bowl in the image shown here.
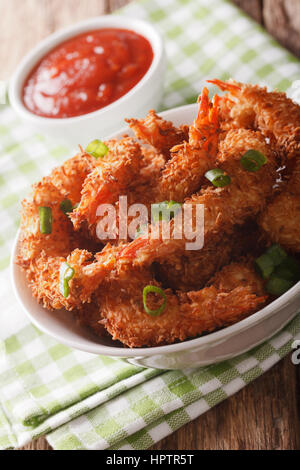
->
[11,104,300,370]
[8,16,165,147]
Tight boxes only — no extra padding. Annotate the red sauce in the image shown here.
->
[23,28,153,118]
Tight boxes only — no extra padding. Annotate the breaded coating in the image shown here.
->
[72,92,223,242]
[75,296,108,338]
[158,89,220,202]
[122,129,276,268]
[158,142,211,201]
[50,150,97,204]
[208,261,265,296]
[18,161,114,311]
[155,223,262,292]
[71,137,143,230]
[96,262,267,347]
[209,79,300,159]
[259,158,300,252]
[139,146,166,183]
[18,177,76,267]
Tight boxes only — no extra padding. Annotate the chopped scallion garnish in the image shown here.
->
[135,223,148,239]
[241,149,267,172]
[255,244,300,297]
[59,262,75,298]
[266,276,294,296]
[205,169,231,187]
[86,139,109,158]
[143,285,167,316]
[254,253,275,279]
[60,199,73,215]
[273,256,300,282]
[255,244,288,279]
[38,207,52,234]
[151,200,182,224]
[265,244,287,266]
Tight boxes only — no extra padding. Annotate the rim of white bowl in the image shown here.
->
[11,226,300,357]
[8,15,165,126]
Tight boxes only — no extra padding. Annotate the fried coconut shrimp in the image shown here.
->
[155,222,264,292]
[18,161,114,310]
[122,129,277,274]
[208,261,266,295]
[71,90,221,243]
[127,109,189,158]
[71,137,143,231]
[50,149,97,204]
[259,158,300,252]
[208,79,300,159]
[17,79,300,348]
[19,177,76,267]
[157,88,221,202]
[70,137,164,243]
[97,262,267,347]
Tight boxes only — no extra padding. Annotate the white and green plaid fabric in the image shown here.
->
[0,0,300,450]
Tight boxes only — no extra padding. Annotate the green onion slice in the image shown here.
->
[265,244,288,266]
[255,244,299,295]
[205,169,231,187]
[143,285,167,317]
[266,276,294,297]
[135,223,147,239]
[273,257,300,282]
[59,262,75,298]
[38,207,52,234]
[151,200,182,224]
[86,139,109,159]
[241,150,267,172]
[255,244,288,279]
[60,199,73,215]
[254,253,275,279]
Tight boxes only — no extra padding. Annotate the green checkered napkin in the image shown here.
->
[0,0,300,450]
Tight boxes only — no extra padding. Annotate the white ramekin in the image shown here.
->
[8,15,166,146]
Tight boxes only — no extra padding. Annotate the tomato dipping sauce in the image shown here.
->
[23,29,153,119]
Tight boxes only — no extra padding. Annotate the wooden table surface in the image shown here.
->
[233,0,300,58]
[1,0,299,451]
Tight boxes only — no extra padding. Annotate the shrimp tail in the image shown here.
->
[121,237,151,259]
[207,79,242,93]
[189,87,221,153]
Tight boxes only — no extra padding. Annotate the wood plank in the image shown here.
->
[109,0,131,11]
[232,0,263,23]
[0,0,108,79]
[263,0,300,57]
[151,356,300,450]
[233,0,300,58]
